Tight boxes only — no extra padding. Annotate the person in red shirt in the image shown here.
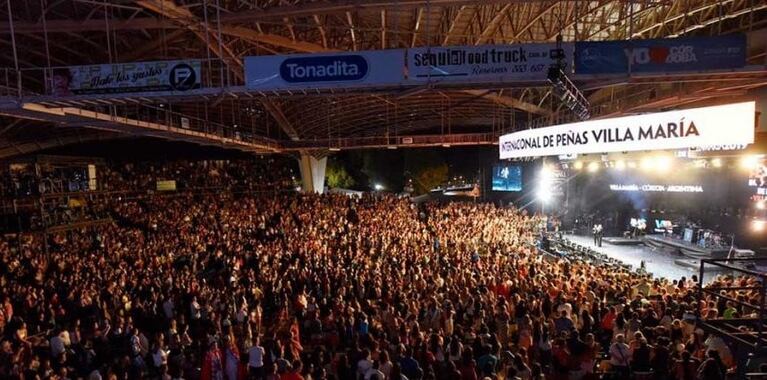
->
[201,341,224,380]
[601,306,617,336]
[279,360,305,380]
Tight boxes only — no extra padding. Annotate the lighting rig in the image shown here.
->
[548,35,590,120]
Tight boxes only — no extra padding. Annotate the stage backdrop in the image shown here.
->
[565,163,764,247]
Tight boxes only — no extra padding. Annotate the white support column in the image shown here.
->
[298,154,327,194]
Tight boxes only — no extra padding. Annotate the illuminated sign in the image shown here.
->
[609,184,704,193]
[499,102,755,159]
[692,144,749,152]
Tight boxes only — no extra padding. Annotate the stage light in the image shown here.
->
[752,220,766,232]
[536,186,553,203]
[539,166,554,185]
[587,162,600,173]
[711,158,722,168]
[758,201,766,210]
[640,157,655,171]
[656,156,673,172]
[615,160,626,171]
[573,161,584,170]
[374,183,384,191]
[740,155,760,170]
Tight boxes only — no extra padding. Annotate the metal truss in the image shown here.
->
[0,0,764,155]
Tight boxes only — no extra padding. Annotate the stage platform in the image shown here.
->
[643,234,731,259]
[603,237,645,246]
[564,234,729,282]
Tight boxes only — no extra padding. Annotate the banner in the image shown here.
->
[407,43,572,83]
[245,50,405,90]
[50,60,202,96]
[499,101,755,159]
[575,34,746,74]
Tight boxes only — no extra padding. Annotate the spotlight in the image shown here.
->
[758,201,766,210]
[615,160,626,171]
[752,220,766,232]
[537,187,553,203]
[656,156,673,172]
[740,155,760,170]
[711,158,722,168]
[374,183,384,191]
[540,164,553,178]
[587,162,600,173]
[640,157,655,171]
[573,161,584,170]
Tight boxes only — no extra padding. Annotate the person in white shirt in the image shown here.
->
[248,337,265,379]
[130,328,144,358]
[152,341,169,368]
[609,334,630,377]
[357,349,373,378]
[162,297,175,320]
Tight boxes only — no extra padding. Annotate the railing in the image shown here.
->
[696,257,767,378]
[281,132,498,150]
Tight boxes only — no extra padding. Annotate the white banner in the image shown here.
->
[407,43,572,83]
[245,50,405,90]
[51,60,201,96]
[499,101,755,159]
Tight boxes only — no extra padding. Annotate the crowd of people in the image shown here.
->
[99,158,297,193]
[0,159,761,380]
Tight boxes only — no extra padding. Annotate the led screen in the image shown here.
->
[492,165,522,192]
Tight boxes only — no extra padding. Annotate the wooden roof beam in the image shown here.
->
[462,90,551,116]
[475,4,512,45]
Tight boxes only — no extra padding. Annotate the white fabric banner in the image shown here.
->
[499,102,755,159]
[407,43,572,83]
[245,50,405,90]
[51,60,201,96]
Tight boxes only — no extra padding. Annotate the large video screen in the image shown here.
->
[492,165,522,192]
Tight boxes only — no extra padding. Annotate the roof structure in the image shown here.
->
[0,0,765,157]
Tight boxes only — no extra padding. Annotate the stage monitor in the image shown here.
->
[492,165,522,192]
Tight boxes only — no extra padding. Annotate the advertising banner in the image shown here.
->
[499,101,755,159]
[575,34,746,75]
[407,43,572,83]
[244,50,405,90]
[50,60,202,96]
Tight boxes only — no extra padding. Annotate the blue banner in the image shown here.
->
[245,50,405,91]
[575,34,746,75]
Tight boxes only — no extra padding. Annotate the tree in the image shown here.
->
[413,163,448,195]
[404,149,449,195]
[326,158,356,189]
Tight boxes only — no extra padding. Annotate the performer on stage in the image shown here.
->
[593,224,603,247]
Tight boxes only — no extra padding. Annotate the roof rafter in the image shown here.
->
[462,90,551,116]
[475,4,513,45]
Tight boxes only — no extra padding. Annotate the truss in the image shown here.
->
[0,0,764,156]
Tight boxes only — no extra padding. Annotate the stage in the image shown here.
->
[564,234,729,282]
